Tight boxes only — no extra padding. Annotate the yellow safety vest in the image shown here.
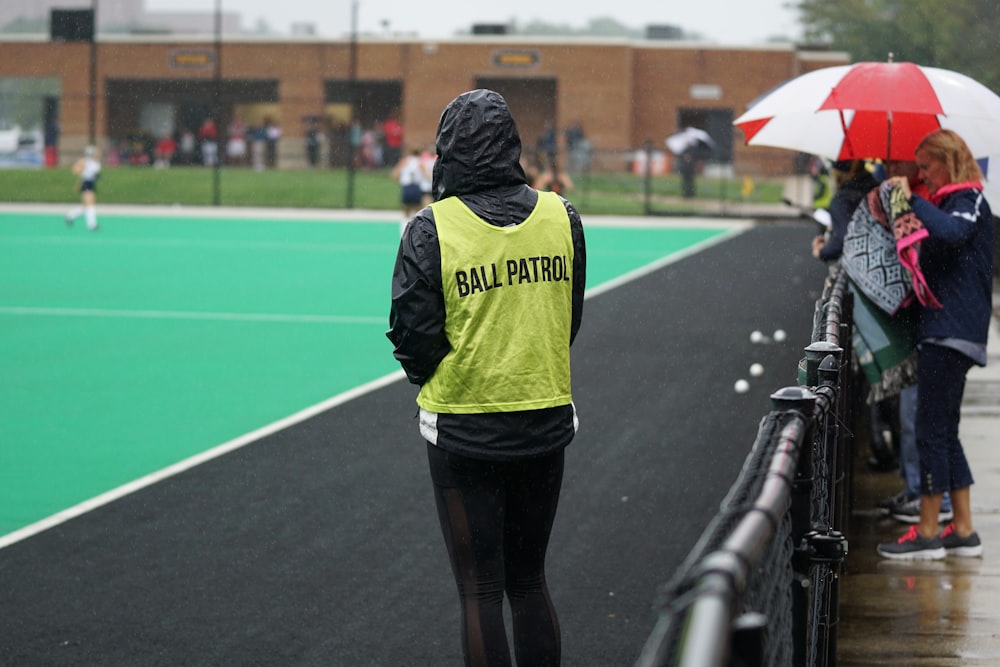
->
[418,191,574,414]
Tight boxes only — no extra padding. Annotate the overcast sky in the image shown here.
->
[146,0,802,44]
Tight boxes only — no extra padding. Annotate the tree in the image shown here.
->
[514,16,643,38]
[795,0,1000,91]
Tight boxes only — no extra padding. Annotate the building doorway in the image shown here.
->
[474,77,557,169]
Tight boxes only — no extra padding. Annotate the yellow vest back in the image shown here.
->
[417,191,574,413]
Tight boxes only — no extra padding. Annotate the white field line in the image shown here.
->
[0,203,401,222]
[586,223,750,298]
[0,370,407,550]
[0,306,383,325]
[0,213,752,549]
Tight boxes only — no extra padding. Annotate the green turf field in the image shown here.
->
[0,209,737,538]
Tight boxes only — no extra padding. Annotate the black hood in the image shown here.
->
[432,89,529,200]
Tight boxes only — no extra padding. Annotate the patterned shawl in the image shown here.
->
[842,181,941,315]
[883,183,942,310]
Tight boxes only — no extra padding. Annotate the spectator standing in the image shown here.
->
[533,160,574,196]
[537,121,557,169]
[305,119,322,168]
[811,160,880,261]
[265,118,281,168]
[360,127,378,169]
[877,129,993,560]
[419,144,435,206]
[679,146,698,198]
[382,113,404,167]
[44,115,60,167]
[154,134,176,168]
[873,160,952,525]
[226,115,247,166]
[811,159,901,474]
[809,156,832,210]
[178,128,196,166]
[250,123,267,171]
[564,120,590,174]
[198,117,219,166]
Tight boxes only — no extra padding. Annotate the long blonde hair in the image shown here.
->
[916,129,983,183]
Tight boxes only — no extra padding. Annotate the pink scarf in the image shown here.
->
[928,181,983,207]
[883,183,943,310]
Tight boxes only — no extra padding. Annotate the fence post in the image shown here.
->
[771,386,818,667]
[803,341,841,387]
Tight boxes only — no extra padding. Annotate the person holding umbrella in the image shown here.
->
[876,129,993,560]
[666,127,714,199]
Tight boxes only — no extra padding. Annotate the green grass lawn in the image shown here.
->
[0,166,784,215]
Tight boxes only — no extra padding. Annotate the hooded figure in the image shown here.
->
[386,89,586,666]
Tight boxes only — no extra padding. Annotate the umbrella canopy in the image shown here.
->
[665,127,715,155]
[734,61,1000,161]
[980,156,1000,207]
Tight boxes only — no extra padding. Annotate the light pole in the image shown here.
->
[346,0,358,208]
[88,0,97,145]
[212,0,222,206]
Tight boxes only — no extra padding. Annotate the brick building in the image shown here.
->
[0,34,847,174]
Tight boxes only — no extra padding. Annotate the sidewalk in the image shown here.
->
[837,293,1000,665]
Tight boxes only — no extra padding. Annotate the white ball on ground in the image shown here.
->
[750,363,764,377]
[773,329,787,343]
[734,379,750,394]
[750,330,764,343]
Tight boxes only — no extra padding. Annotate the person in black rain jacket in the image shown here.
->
[387,89,586,666]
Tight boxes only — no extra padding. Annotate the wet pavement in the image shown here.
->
[837,297,1000,665]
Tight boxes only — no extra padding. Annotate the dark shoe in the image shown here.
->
[877,525,945,560]
[866,455,899,472]
[940,523,983,557]
[876,490,909,513]
[65,214,73,227]
[890,497,953,524]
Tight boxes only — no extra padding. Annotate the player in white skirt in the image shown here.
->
[66,145,101,231]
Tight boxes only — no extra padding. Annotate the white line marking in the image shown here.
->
[0,236,395,253]
[0,306,383,325]
[0,370,407,550]
[586,224,749,298]
[0,217,751,550]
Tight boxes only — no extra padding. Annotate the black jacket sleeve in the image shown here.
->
[386,210,449,385]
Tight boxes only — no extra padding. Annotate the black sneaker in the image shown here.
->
[877,525,945,560]
[939,523,983,558]
[890,496,954,524]
[877,490,910,513]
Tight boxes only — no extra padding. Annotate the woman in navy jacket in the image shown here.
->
[878,129,994,560]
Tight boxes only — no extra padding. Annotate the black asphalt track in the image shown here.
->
[0,221,828,666]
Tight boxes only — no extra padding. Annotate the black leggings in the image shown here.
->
[427,443,564,667]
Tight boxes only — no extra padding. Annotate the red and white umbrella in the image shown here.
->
[734,61,1000,161]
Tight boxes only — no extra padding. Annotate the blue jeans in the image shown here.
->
[916,344,975,495]
[900,384,951,510]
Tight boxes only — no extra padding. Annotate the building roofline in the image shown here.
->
[0,31,843,56]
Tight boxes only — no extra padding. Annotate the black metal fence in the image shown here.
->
[634,265,856,667]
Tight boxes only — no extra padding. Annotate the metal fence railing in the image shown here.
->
[634,265,856,667]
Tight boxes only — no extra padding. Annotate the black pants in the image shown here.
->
[427,443,564,667]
